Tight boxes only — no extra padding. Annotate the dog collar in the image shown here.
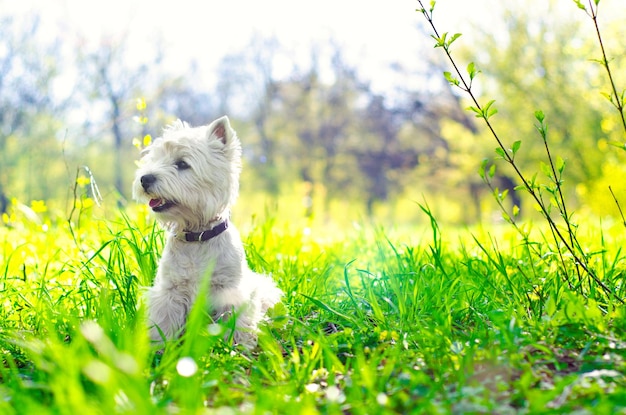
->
[176,219,228,242]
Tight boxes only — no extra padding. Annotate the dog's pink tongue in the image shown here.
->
[149,198,162,208]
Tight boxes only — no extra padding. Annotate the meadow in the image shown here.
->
[1,195,626,415]
[1,0,625,412]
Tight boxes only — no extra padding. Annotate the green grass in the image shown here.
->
[1,204,626,414]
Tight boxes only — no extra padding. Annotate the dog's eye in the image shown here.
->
[175,160,190,170]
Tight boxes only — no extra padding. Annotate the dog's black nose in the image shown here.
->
[141,174,157,191]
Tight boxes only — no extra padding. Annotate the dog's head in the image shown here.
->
[133,116,242,231]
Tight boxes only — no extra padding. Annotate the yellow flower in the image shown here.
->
[136,97,146,111]
[76,176,91,187]
[80,198,95,209]
[132,115,148,125]
[31,200,47,213]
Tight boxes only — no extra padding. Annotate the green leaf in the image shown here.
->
[545,295,557,317]
[533,201,544,212]
[430,0,436,12]
[590,58,609,67]
[530,172,538,188]
[556,156,565,174]
[467,105,482,117]
[431,34,446,49]
[483,100,498,119]
[534,110,545,123]
[573,0,586,10]
[512,205,520,217]
[301,294,357,325]
[608,141,626,151]
[488,163,496,178]
[439,32,448,47]
[550,197,559,208]
[448,33,462,47]
[511,140,522,155]
[600,91,613,103]
[495,147,506,159]
[467,62,478,80]
[443,71,459,86]
[478,159,488,179]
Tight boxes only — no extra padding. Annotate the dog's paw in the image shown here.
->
[232,330,258,350]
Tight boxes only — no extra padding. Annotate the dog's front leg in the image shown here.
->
[213,305,258,349]
[210,287,259,349]
[147,285,191,342]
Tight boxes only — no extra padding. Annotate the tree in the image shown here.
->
[0,14,63,206]
[157,73,217,127]
[353,94,421,215]
[215,36,284,196]
[219,36,475,217]
[272,44,364,215]
[470,2,611,198]
[76,35,161,200]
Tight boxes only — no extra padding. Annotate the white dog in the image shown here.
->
[133,116,282,348]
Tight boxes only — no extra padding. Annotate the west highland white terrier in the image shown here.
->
[133,116,282,348]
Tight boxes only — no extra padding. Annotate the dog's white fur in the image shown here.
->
[133,116,282,348]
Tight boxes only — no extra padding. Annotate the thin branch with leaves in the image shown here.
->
[416,0,623,304]
[574,0,626,134]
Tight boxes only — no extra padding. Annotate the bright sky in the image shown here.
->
[2,0,624,94]
[1,0,472,90]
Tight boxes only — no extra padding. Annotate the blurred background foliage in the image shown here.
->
[0,2,624,227]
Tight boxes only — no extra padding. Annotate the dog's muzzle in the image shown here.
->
[140,174,157,192]
[140,174,175,212]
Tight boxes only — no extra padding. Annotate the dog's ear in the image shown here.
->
[208,116,233,145]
